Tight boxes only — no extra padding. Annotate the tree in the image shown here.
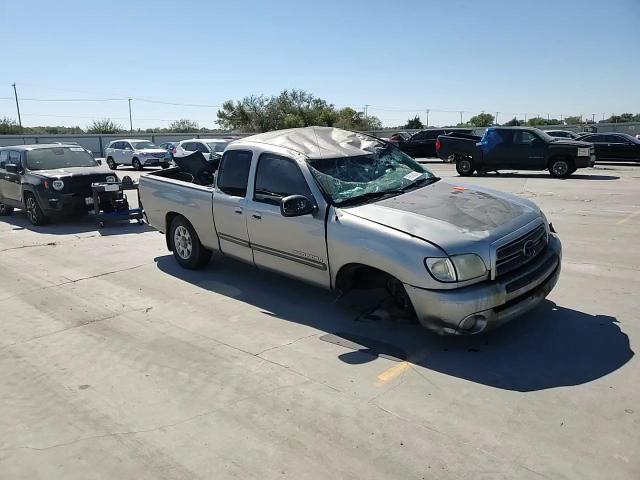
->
[404,115,423,129]
[0,117,23,134]
[468,113,495,127]
[168,118,200,132]
[601,113,640,123]
[564,116,583,125]
[87,118,124,134]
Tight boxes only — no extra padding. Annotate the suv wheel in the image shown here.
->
[549,158,573,178]
[170,216,211,269]
[132,158,143,171]
[456,157,475,176]
[106,157,117,170]
[25,193,48,226]
[0,202,14,216]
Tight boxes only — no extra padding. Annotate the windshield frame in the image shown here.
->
[206,141,229,153]
[25,147,99,171]
[306,140,437,207]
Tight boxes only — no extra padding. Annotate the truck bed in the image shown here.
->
[437,133,482,161]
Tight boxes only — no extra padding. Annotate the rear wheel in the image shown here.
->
[170,216,211,269]
[456,157,475,176]
[132,158,143,171]
[0,202,14,216]
[549,157,573,178]
[106,157,117,170]
[25,193,48,226]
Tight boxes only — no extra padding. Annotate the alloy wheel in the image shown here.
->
[174,225,193,260]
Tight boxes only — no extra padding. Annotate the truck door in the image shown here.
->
[512,130,547,169]
[246,153,330,288]
[213,150,254,263]
[480,129,512,169]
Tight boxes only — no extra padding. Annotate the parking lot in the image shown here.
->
[1,161,638,479]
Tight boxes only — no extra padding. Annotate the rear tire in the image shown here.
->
[24,193,49,226]
[170,216,211,269]
[0,202,14,216]
[549,157,573,178]
[106,157,117,170]
[456,157,475,176]
[132,158,143,171]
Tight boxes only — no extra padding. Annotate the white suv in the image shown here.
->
[104,139,172,170]
[174,139,230,160]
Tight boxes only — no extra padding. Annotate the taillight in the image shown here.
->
[436,138,441,151]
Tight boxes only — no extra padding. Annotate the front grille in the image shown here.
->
[62,175,107,197]
[495,224,548,278]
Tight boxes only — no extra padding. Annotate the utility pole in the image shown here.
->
[363,104,369,119]
[524,113,528,123]
[601,113,605,122]
[495,112,499,125]
[459,111,463,125]
[12,83,22,127]
[128,98,133,133]
[425,109,429,128]
[591,113,596,123]
[560,114,563,124]
[547,113,550,122]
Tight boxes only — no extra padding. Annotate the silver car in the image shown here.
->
[139,127,562,335]
[104,139,172,170]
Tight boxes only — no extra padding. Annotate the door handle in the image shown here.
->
[252,212,262,219]
[234,208,243,215]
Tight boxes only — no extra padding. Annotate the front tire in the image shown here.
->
[25,193,49,226]
[549,157,573,178]
[132,158,143,171]
[170,216,211,269]
[456,157,475,176]
[106,157,117,170]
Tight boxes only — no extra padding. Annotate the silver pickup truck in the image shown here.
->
[139,127,562,335]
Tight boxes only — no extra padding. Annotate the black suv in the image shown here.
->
[0,144,119,225]
[575,132,640,162]
[397,128,474,158]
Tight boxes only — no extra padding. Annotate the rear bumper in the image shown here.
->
[405,234,562,335]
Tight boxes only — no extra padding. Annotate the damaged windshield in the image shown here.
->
[308,143,437,206]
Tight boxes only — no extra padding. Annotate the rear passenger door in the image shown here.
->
[481,129,512,169]
[607,135,634,161]
[2,151,23,205]
[212,150,254,263]
[583,134,609,160]
[121,142,134,165]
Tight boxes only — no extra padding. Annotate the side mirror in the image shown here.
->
[5,164,18,174]
[280,195,316,217]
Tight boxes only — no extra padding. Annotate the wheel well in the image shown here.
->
[335,263,396,292]
[548,155,574,168]
[165,212,181,250]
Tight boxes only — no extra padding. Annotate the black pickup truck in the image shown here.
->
[436,127,595,177]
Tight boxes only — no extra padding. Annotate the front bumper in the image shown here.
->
[37,190,120,216]
[141,157,170,166]
[405,234,562,335]
[576,155,596,168]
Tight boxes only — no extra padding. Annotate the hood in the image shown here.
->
[340,180,542,255]
[549,139,592,147]
[136,149,169,155]
[33,165,113,178]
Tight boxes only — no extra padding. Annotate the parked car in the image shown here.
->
[397,128,474,158]
[104,139,172,170]
[544,130,580,139]
[574,132,640,162]
[159,142,179,157]
[0,144,119,225]
[436,127,595,177]
[139,126,562,336]
[174,139,230,161]
[387,132,412,144]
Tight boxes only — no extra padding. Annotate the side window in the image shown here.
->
[0,151,8,168]
[254,154,312,206]
[217,150,252,197]
[9,151,21,167]
[195,143,209,153]
[514,131,537,144]
[606,135,626,144]
[412,131,428,141]
[423,130,441,140]
[123,142,132,150]
[183,142,196,151]
[114,142,123,149]
[484,129,507,146]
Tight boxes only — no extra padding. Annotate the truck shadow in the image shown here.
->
[154,254,633,392]
[0,211,154,236]
[474,172,619,180]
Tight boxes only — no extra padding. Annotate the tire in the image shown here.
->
[106,157,117,170]
[170,216,211,269]
[0,202,14,216]
[549,157,573,178]
[24,193,49,226]
[132,158,143,171]
[456,157,475,176]
[161,163,170,169]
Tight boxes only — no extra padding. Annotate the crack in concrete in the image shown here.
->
[255,332,322,356]
[0,381,309,453]
[0,241,57,253]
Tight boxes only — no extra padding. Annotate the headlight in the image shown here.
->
[106,175,117,183]
[52,180,64,191]
[425,257,456,282]
[450,254,487,281]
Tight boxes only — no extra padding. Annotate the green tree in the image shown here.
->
[168,118,200,132]
[602,113,639,123]
[564,115,583,125]
[404,115,423,129]
[0,117,23,134]
[468,113,495,127]
[87,118,124,134]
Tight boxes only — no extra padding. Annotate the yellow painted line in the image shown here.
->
[617,208,640,225]
[376,361,411,386]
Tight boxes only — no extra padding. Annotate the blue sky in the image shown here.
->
[1,0,639,129]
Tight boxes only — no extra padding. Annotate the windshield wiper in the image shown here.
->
[335,177,440,207]
[398,176,440,193]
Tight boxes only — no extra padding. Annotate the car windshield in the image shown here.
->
[308,143,436,206]
[207,142,229,153]
[132,141,157,150]
[26,147,98,170]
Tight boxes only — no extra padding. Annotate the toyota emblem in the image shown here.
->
[523,239,535,257]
